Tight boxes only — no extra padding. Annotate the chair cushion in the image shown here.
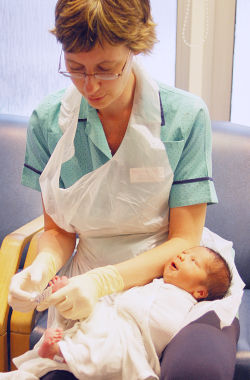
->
[234,290,250,379]
[206,122,250,288]
[0,115,42,245]
[29,310,48,349]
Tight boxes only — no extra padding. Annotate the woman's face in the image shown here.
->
[63,43,134,112]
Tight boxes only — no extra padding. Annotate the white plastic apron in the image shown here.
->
[40,62,173,273]
[40,62,245,330]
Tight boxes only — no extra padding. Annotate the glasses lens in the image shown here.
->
[59,71,83,79]
[59,71,119,80]
[58,50,132,80]
[95,74,119,80]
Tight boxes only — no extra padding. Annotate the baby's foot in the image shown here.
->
[49,275,69,293]
[38,328,64,361]
[36,276,69,311]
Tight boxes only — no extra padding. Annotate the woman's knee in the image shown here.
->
[160,312,239,380]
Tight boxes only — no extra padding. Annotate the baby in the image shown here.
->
[38,245,231,362]
[9,246,231,380]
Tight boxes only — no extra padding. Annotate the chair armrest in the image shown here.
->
[10,229,45,367]
[0,215,44,339]
[10,229,44,331]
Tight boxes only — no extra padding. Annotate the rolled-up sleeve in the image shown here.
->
[21,109,51,192]
[21,90,65,192]
[168,104,218,208]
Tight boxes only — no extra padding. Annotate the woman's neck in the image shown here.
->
[97,72,136,155]
[97,72,136,121]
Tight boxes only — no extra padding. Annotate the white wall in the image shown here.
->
[0,0,70,117]
[138,0,177,86]
[0,0,177,117]
[231,0,250,126]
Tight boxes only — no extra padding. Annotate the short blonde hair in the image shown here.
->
[51,0,157,53]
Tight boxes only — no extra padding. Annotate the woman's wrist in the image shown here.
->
[88,265,125,298]
[32,251,58,288]
[38,228,76,270]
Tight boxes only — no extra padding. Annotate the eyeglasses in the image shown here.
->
[58,50,132,81]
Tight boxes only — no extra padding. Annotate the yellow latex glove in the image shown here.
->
[37,265,124,320]
[8,252,57,312]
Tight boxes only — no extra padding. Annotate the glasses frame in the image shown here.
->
[58,49,132,81]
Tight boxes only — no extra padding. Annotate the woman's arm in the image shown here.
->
[115,203,207,289]
[8,198,76,312]
[38,203,206,320]
[39,196,77,270]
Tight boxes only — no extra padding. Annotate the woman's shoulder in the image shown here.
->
[33,88,66,122]
[29,88,72,136]
[158,82,208,113]
[158,82,211,145]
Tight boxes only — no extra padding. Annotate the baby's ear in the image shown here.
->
[192,287,208,300]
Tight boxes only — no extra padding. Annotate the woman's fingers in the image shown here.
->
[36,286,72,311]
[9,286,33,301]
[8,294,37,312]
[8,273,39,311]
[56,297,73,313]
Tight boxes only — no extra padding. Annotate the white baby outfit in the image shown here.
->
[1,229,245,380]
[5,281,196,380]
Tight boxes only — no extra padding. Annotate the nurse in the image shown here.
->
[8,0,239,379]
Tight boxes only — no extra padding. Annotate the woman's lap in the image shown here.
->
[40,311,240,380]
[40,370,77,379]
[160,311,240,380]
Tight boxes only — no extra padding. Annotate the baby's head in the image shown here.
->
[163,246,232,302]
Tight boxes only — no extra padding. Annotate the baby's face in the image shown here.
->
[163,247,211,297]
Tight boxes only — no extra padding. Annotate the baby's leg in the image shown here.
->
[35,275,69,308]
[38,328,65,362]
[38,276,69,362]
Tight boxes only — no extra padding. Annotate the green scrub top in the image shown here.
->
[21,82,218,208]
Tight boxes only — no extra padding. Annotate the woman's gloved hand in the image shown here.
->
[37,265,124,320]
[8,252,57,312]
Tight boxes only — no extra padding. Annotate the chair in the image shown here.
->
[205,121,250,379]
[1,116,250,378]
[0,217,43,370]
[0,115,42,371]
